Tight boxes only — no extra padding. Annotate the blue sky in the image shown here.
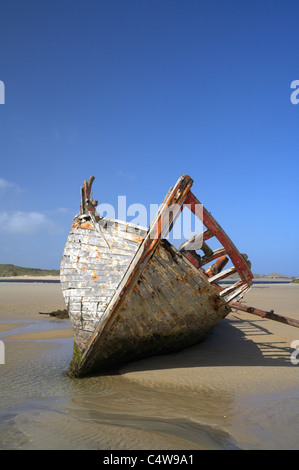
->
[0,0,298,275]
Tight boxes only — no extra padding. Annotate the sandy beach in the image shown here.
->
[0,276,61,316]
[0,279,299,449]
[0,278,72,340]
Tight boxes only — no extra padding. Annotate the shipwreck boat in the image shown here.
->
[60,174,299,377]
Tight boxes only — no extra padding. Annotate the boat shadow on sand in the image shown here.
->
[109,317,296,375]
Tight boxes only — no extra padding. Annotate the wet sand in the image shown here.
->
[0,280,299,449]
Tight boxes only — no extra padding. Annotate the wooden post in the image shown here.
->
[80,176,98,215]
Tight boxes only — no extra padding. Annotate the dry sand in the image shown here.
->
[0,278,63,319]
[0,279,71,339]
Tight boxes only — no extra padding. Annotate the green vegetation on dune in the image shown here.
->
[0,264,297,280]
[0,264,60,277]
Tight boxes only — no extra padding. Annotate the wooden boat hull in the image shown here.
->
[64,237,230,376]
[61,174,253,377]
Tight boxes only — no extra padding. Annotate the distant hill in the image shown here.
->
[254,273,292,279]
[228,272,294,279]
[264,272,290,278]
[0,264,60,277]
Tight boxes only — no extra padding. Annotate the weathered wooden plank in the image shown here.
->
[230,286,251,303]
[149,257,202,325]
[71,217,146,236]
[135,280,173,330]
[127,290,149,327]
[62,286,116,297]
[61,282,117,292]
[199,248,227,266]
[62,248,134,263]
[96,217,146,232]
[208,267,238,283]
[155,264,223,327]
[179,229,213,251]
[80,320,97,332]
[66,235,140,252]
[156,250,207,302]
[149,253,225,327]
[61,260,129,273]
[141,264,181,325]
[66,233,140,249]
[155,244,230,322]
[157,242,210,293]
[67,227,142,245]
[70,302,107,315]
[63,296,116,308]
[61,272,125,283]
[223,283,250,303]
[60,269,126,281]
[219,281,243,297]
[119,290,150,337]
